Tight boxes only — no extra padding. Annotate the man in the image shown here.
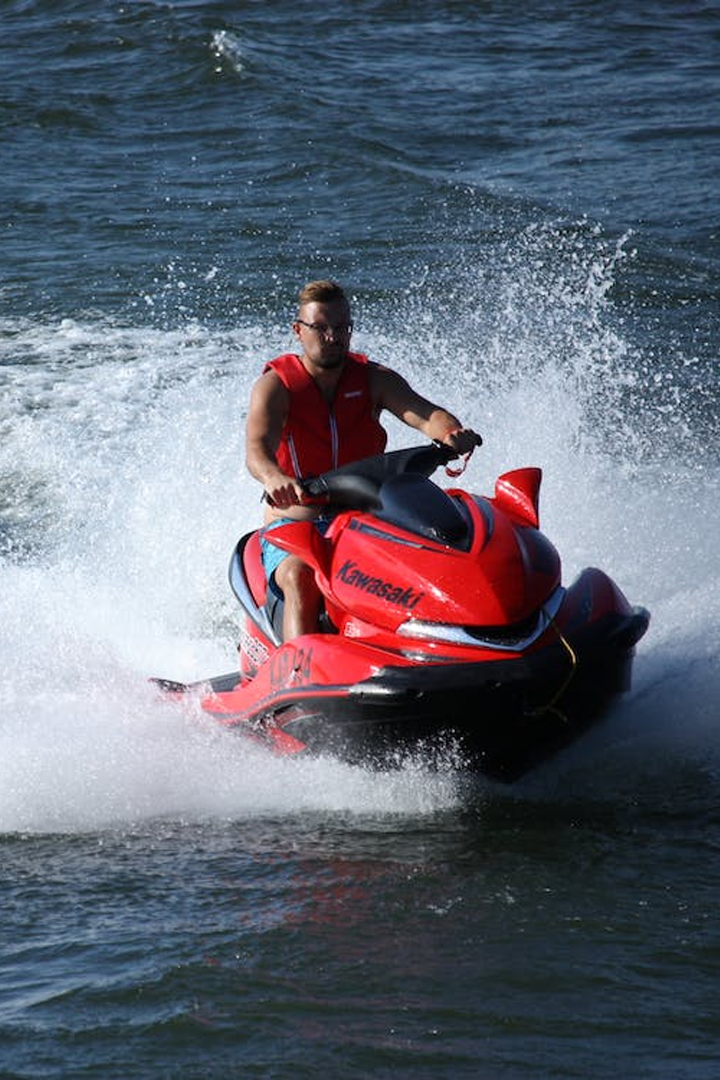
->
[246,280,480,640]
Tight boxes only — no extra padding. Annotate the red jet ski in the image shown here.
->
[156,443,649,781]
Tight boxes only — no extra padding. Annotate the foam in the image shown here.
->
[1,230,718,831]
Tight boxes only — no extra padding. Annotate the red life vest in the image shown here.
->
[264,352,387,478]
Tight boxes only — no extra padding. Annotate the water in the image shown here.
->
[2,1,720,1076]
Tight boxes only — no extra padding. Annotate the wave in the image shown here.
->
[1,224,719,831]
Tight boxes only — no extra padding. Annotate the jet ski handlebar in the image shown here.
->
[302,439,480,509]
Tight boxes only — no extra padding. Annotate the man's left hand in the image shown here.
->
[443,428,482,455]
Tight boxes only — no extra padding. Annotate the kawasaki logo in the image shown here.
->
[335,560,424,609]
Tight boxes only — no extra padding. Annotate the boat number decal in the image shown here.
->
[240,630,270,668]
[270,646,314,690]
[335,560,425,609]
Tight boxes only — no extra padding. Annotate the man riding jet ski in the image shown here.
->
[154,281,649,780]
[245,278,480,642]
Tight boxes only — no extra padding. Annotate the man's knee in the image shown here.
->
[276,555,316,595]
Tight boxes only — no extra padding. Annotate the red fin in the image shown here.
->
[494,468,542,527]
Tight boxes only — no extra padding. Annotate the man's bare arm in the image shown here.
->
[245,371,305,509]
[372,366,480,453]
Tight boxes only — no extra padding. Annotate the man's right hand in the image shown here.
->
[263,475,306,509]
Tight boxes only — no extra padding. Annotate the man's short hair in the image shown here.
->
[297,280,348,309]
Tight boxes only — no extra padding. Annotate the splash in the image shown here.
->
[1,224,718,831]
[0,316,467,833]
[210,30,245,76]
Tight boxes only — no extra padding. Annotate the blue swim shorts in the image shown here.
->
[260,518,331,589]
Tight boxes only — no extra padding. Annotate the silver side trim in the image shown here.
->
[397,585,566,652]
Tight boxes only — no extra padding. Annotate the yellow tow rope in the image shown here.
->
[530,613,578,723]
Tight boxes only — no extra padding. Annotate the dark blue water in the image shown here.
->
[2,2,720,1077]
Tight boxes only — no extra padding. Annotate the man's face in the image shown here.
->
[293,299,353,370]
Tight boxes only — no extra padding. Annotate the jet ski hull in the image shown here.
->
[155,445,650,781]
[164,587,647,781]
